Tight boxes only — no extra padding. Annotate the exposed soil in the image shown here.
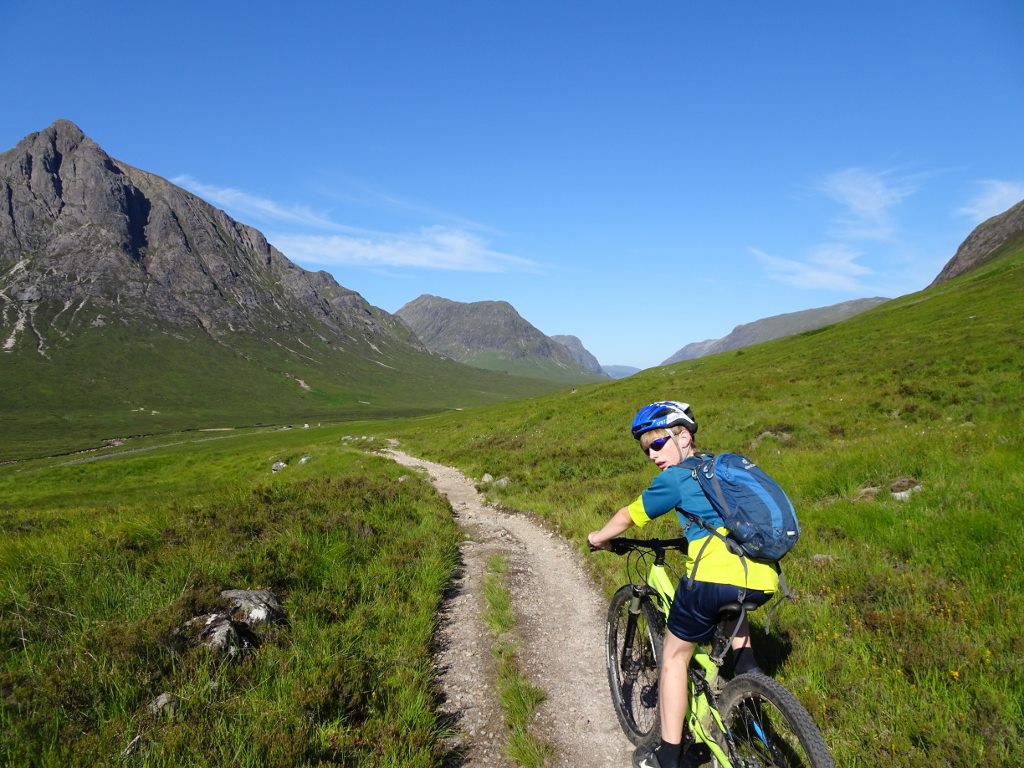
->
[383,448,634,767]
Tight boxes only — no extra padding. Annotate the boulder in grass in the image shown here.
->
[177,612,259,657]
[147,692,180,720]
[220,589,286,625]
[172,589,285,657]
[890,477,922,501]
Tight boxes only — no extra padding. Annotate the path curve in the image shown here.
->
[383,448,633,767]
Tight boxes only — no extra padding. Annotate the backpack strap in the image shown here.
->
[681,454,797,633]
[678,509,749,602]
[679,454,748,596]
[762,568,795,634]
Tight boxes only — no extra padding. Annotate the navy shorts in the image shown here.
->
[666,581,773,643]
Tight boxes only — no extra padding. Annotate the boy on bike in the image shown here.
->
[588,401,779,768]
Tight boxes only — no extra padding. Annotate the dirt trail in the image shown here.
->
[382,448,634,767]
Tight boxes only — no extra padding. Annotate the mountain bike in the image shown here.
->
[602,537,834,768]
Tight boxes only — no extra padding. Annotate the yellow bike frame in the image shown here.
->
[646,560,734,767]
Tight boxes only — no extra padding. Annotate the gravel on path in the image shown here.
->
[382,448,634,768]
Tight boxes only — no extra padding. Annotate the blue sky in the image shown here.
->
[4,1,1023,369]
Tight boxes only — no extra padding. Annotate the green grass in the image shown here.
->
[0,432,461,767]
[3,244,1022,766]
[0,318,565,462]
[464,349,607,385]
[482,556,552,768]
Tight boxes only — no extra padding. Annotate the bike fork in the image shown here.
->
[620,586,644,674]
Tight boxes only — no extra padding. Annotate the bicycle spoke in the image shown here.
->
[606,586,663,744]
[719,674,834,768]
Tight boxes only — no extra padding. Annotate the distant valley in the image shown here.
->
[2,119,1022,459]
[0,121,561,458]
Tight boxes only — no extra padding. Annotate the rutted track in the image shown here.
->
[383,448,633,767]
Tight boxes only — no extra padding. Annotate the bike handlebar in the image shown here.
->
[602,536,688,556]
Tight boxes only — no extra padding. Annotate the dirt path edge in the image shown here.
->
[382,448,633,767]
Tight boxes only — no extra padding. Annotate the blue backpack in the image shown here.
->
[680,452,800,562]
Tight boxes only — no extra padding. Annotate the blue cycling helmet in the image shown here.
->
[630,401,698,440]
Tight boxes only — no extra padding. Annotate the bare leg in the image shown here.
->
[659,632,696,744]
[728,616,762,674]
[730,615,752,653]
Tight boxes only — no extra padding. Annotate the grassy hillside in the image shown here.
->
[463,348,608,385]
[2,244,1021,766]
[0,322,562,462]
[376,244,1024,767]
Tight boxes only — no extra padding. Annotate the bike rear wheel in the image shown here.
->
[605,585,663,745]
[715,672,833,768]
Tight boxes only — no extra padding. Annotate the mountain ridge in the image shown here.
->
[396,294,605,383]
[662,297,890,365]
[549,334,603,374]
[0,119,417,351]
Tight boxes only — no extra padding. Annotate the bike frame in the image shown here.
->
[608,536,832,768]
[642,554,736,767]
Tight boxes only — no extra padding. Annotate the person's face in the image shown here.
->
[643,429,691,470]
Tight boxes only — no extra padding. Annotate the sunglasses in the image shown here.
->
[644,436,673,455]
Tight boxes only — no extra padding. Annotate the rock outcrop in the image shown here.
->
[929,198,1024,286]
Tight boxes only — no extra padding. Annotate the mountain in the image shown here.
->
[396,295,605,384]
[0,120,558,459]
[550,334,604,375]
[661,297,890,365]
[601,365,641,379]
[929,198,1024,287]
[0,120,418,348]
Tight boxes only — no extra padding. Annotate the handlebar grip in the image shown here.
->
[607,538,633,555]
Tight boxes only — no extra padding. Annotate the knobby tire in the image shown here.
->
[605,585,663,745]
[715,672,834,768]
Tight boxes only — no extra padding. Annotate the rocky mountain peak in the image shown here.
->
[929,198,1024,287]
[1,120,415,353]
[19,118,90,158]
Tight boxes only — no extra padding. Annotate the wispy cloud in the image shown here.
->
[172,176,534,273]
[818,167,916,240]
[755,167,915,291]
[957,179,1024,223]
[340,184,503,236]
[270,227,538,273]
[172,175,340,229]
[751,244,870,291]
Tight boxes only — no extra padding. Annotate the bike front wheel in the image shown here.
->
[715,672,834,768]
[605,585,663,745]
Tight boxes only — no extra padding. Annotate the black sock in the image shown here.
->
[733,647,761,675]
[656,739,682,766]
